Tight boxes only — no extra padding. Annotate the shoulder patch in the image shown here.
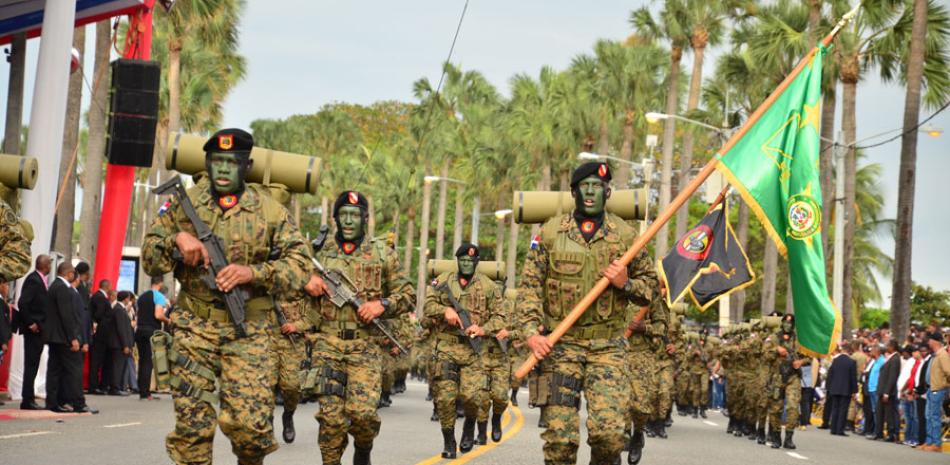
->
[2,208,18,226]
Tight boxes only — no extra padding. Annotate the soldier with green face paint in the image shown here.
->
[766,313,805,450]
[518,162,658,465]
[303,190,415,465]
[425,243,506,459]
[142,129,312,465]
[0,197,31,282]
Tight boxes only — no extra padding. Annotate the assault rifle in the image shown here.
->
[309,226,407,353]
[434,282,485,355]
[154,176,248,337]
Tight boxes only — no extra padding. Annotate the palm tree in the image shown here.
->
[631,0,689,258]
[78,21,112,266]
[53,26,85,257]
[880,0,950,338]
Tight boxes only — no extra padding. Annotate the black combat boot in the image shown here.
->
[735,421,747,437]
[353,445,372,465]
[456,400,465,418]
[382,391,392,407]
[426,386,433,401]
[700,407,707,419]
[510,388,519,406]
[654,420,668,439]
[645,421,656,438]
[758,426,767,445]
[459,417,476,453]
[627,430,645,465]
[664,411,673,427]
[441,428,457,459]
[281,410,296,444]
[677,404,686,416]
[726,417,735,435]
[691,406,699,419]
[769,429,781,449]
[491,412,503,442]
[782,431,796,450]
[538,414,548,429]
[476,420,488,445]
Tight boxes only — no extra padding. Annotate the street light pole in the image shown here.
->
[832,131,846,311]
[416,179,433,315]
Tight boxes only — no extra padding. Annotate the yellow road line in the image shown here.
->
[412,405,521,465]
[444,406,524,465]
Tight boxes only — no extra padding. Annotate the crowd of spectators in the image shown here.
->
[0,255,170,412]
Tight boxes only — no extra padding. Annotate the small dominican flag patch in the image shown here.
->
[342,242,357,255]
[158,200,171,216]
[529,235,541,250]
[218,194,238,210]
[580,220,596,234]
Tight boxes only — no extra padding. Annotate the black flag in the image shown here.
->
[658,199,755,310]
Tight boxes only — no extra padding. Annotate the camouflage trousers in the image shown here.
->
[310,334,382,465]
[537,338,629,465]
[166,312,277,465]
[725,371,741,418]
[675,368,690,406]
[627,345,657,428]
[768,374,801,430]
[480,348,510,417]
[654,360,673,420]
[688,371,708,408]
[509,345,528,390]
[271,333,305,413]
[381,352,396,394]
[752,370,770,425]
[432,340,486,429]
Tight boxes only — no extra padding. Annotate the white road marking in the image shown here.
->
[104,422,142,428]
[0,431,53,440]
[703,420,718,427]
[786,452,808,460]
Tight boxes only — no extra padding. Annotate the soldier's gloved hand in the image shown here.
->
[215,264,254,292]
[444,307,462,328]
[357,300,385,323]
[527,334,553,360]
[175,232,210,268]
[496,329,509,341]
[603,260,628,289]
[280,323,298,335]
[304,275,328,297]
[465,324,485,337]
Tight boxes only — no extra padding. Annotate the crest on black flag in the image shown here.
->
[658,199,755,310]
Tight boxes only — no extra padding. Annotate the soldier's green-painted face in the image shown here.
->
[782,319,794,333]
[208,152,242,194]
[337,205,364,241]
[574,175,607,216]
[457,256,477,276]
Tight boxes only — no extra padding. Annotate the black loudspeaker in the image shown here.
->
[106,59,161,167]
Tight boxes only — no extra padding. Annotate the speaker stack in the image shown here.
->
[106,59,161,167]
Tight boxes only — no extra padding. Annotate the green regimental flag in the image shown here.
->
[715,46,840,357]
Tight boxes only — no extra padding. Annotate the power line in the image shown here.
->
[821,99,950,154]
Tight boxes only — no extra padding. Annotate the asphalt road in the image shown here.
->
[1,381,947,465]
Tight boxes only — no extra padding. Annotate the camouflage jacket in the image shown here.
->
[0,199,30,282]
[518,212,657,343]
[313,239,414,326]
[629,298,669,351]
[142,178,312,314]
[424,271,506,342]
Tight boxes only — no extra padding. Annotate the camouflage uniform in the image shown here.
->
[142,177,311,465]
[653,310,676,424]
[673,333,690,411]
[272,292,314,416]
[307,239,414,465]
[0,198,31,282]
[749,331,772,439]
[479,307,512,435]
[627,299,668,430]
[766,331,803,439]
[686,339,710,412]
[519,213,656,465]
[424,271,505,430]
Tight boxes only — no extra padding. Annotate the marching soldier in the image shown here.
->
[767,313,805,449]
[142,129,312,465]
[265,184,318,445]
[303,190,415,465]
[505,290,528,408]
[425,243,505,459]
[519,162,657,465]
[624,293,667,464]
[651,299,677,438]
[480,283,514,444]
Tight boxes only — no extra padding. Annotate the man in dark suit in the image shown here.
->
[914,344,932,445]
[16,254,51,410]
[65,270,97,414]
[0,281,12,360]
[826,343,858,436]
[43,262,82,413]
[108,291,134,396]
[873,340,901,441]
[87,279,113,394]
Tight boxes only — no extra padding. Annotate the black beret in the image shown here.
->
[455,242,479,259]
[333,191,369,216]
[570,161,611,189]
[203,128,254,154]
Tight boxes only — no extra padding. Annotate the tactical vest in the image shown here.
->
[432,271,495,339]
[314,240,389,329]
[172,181,288,321]
[539,213,633,339]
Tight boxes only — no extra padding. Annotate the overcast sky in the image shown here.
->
[2,0,948,304]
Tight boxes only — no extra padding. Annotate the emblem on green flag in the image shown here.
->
[715,47,840,356]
